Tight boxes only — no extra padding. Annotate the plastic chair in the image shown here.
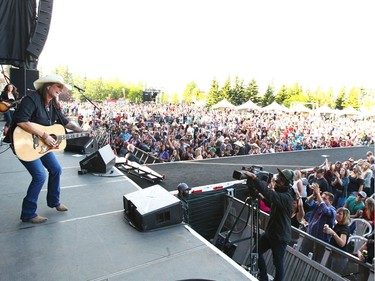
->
[347,235,368,254]
[349,218,372,237]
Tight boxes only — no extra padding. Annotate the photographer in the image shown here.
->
[242,168,294,281]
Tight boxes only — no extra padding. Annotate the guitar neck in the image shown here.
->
[57,132,89,141]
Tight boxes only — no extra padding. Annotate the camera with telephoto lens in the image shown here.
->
[232,165,273,183]
[233,166,274,198]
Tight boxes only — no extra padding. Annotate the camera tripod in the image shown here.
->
[217,196,260,276]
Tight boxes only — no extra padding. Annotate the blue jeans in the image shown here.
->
[3,109,14,127]
[19,153,62,220]
[257,233,287,281]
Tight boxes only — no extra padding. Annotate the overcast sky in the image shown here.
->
[38,0,375,94]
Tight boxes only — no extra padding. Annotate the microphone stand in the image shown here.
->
[74,87,100,112]
[74,86,102,147]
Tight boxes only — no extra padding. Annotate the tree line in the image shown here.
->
[52,66,373,110]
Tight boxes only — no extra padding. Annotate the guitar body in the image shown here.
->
[0,99,22,113]
[0,101,11,113]
[13,123,67,161]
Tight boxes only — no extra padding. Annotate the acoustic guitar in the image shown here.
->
[0,99,23,113]
[13,122,89,161]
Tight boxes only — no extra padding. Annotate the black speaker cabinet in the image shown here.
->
[79,144,115,173]
[123,185,183,231]
[26,0,53,58]
[65,137,98,154]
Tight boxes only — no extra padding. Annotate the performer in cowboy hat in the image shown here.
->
[7,74,87,223]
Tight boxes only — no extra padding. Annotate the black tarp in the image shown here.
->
[0,0,37,68]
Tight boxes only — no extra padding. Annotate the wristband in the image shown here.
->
[42,132,48,140]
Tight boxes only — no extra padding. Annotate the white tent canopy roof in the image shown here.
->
[336,106,359,115]
[315,104,335,114]
[236,99,261,111]
[289,103,311,113]
[260,101,283,112]
[212,98,236,109]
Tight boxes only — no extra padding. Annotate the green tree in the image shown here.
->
[160,91,170,104]
[172,93,180,104]
[246,79,260,104]
[103,79,127,100]
[220,77,231,101]
[126,84,143,103]
[196,89,205,102]
[261,84,275,107]
[335,88,346,109]
[275,85,288,105]
[285,83,304,107]
[309,87,333,108]
[182,81,199,104]
[229,76,246,105]
[205,79,221,107]
[83,78,106,102]
[345,87,360,109]
[302,89,326,109]
[360,88,375,110]
[321,88,335,108]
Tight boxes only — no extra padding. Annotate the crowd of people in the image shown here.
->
[57,101,375,164]
[236,151,374,279]
[267,151,374,273]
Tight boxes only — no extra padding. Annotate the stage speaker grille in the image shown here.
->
[79,144,115,173]
[123,185,182,231]
[65,137,98,154]
[26,0,53,58]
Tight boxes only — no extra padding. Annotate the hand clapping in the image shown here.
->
[310,183,320,195]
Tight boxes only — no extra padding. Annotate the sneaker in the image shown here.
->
[55,204,68,212]
[22,215,48,224]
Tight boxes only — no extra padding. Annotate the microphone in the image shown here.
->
[74,85,85,92]
[27,88,36,92]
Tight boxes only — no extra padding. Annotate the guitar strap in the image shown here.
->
[51,100,67,127]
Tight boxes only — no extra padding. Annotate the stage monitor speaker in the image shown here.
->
[65,137,98,154]
[26,0,53,58]
[79,144,115,173]
[123,185,182,231]
[10,68,39,97]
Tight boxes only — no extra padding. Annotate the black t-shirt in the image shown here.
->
[347,176,364,194]
[291,213,301,228]
[254,178,293,242]
[330,223,350,251]
[12,93,68,127]
[312,177,330,193]
[4,93,68,145]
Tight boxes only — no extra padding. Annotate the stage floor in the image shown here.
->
[0,135,254,281]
